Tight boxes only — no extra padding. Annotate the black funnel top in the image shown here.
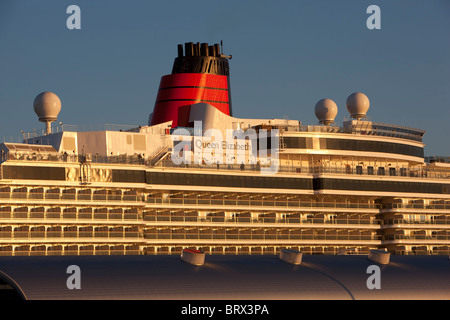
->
[171,42,230,76]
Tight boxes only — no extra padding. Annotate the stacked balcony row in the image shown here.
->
[0,206,141,222]
[143,245,373,255]
[0,187,142,203]
[143,210,380,226]
[146,193,379,210]
[0,225,142,240]
[0,244,140,256]
[143,227,380,242]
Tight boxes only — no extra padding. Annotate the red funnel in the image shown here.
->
[150,42,232,128]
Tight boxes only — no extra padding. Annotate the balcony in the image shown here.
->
[0,248,141,256]
[0,230,143,243]
[144,213,380,229]
[382,219,450,228]
[143,231,381,245]
[0,191,145,205]
[383,234,450,244]
[381,203,450,211]
[146,196,380,212]
[0,210,143,224]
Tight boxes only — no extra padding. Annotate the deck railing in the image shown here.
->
[144,215,381,226]
[2,151,450,181]
[0,192,143,203]
[143,233,381,242]
[382,203,450,210]
[384,234,450,241]
[0,212,142,222]
[0,231,142,240]
[0,249,140,256]
[146,197,380,210]
[383,219,450,226]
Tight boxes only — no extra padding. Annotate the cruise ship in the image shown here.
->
[0,41,449,258]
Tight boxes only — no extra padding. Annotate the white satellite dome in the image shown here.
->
[33,91,61,122]
[346,92,369,120]
[314,98,338,125]
[33,91,62,135]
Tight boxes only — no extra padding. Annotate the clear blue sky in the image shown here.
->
[1,0,449,155]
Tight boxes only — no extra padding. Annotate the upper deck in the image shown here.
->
[0,99,444,189]
[285,120,425,143]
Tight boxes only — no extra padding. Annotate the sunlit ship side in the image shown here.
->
[0,42,448,258]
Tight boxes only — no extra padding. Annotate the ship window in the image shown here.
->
[156,173,164,184]
[212,175,220,187]
[400,168,407,176]
[283,137,424,157]
[184,174,192,185]
[2,165,65,181]
[193,174,202,186]
[205,174,213,186]
[112,169,145,183]
[356,166,363,175]
[166,173,175,185]
[236,176,245,188]
[145,171,312,190]
[312,178,447,194]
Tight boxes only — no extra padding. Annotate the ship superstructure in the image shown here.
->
[0,42,449,257]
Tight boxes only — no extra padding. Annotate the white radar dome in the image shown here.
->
[314,98,338,125]
[33,91,61,122]
[346,92,369,120]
